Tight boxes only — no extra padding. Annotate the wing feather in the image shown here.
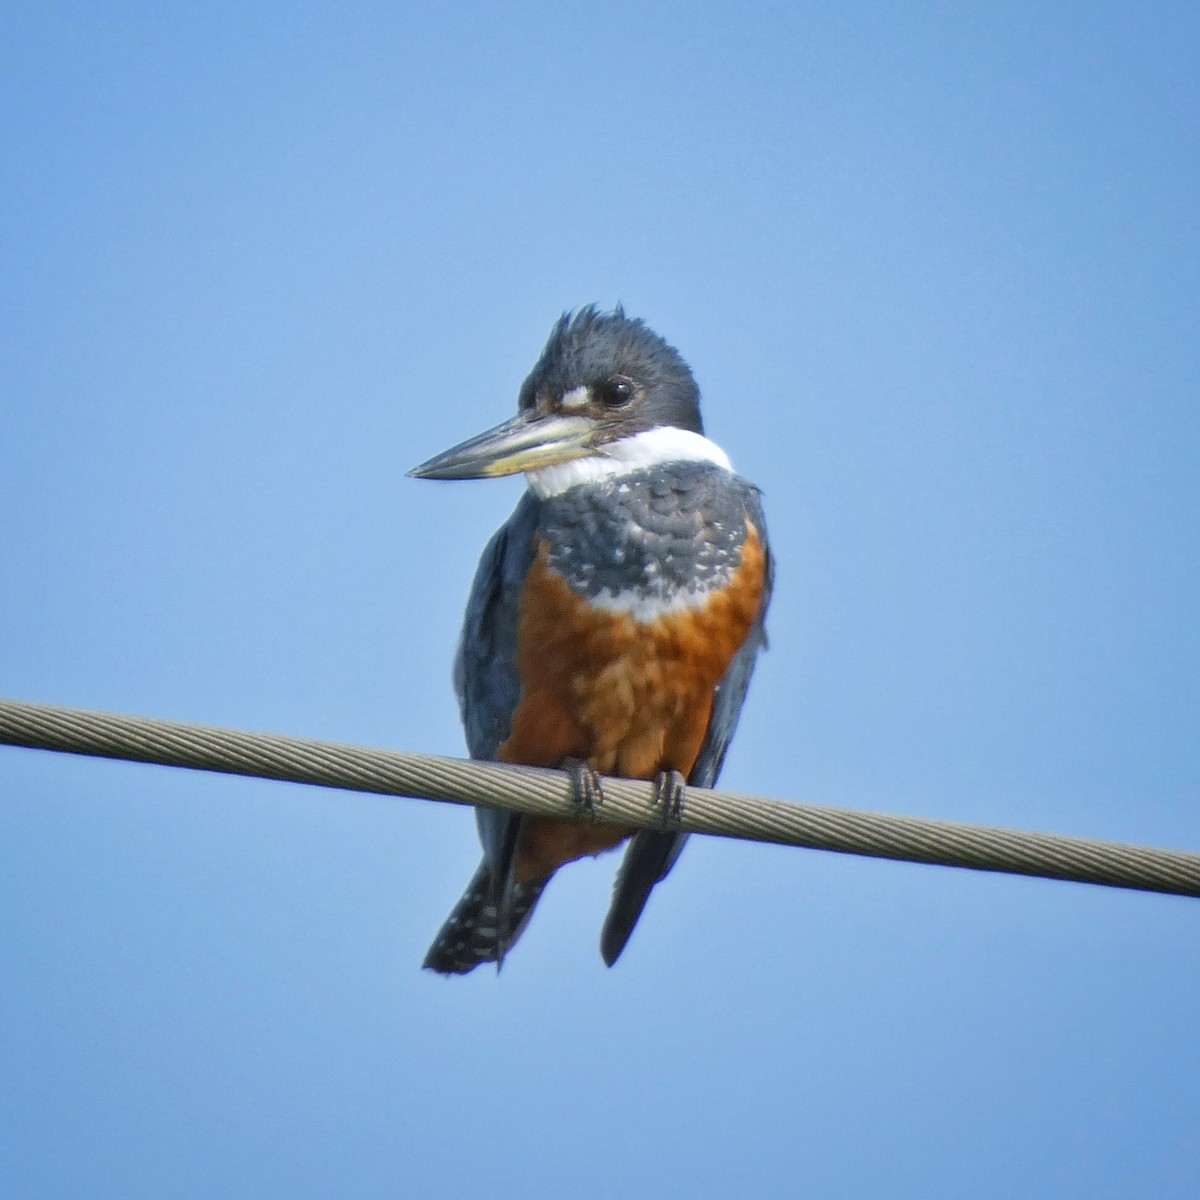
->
[452,492,542,890]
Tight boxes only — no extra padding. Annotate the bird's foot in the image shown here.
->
[651,769,687,828]
[563,757,604,820]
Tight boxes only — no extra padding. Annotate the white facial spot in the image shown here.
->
[560,386,591,412]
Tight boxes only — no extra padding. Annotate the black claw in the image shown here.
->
[652,769,687,828]
[563,757,604,819]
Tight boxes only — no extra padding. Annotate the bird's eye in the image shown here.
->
[598,378,635,408]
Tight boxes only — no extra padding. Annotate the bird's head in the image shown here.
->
[409,307,712,488]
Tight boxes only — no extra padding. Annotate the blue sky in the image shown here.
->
[2,3,1198,1196]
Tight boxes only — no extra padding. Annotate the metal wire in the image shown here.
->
[2,697,1198,899]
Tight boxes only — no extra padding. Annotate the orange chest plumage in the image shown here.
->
[500,521,767,883]
[500,522,767,782]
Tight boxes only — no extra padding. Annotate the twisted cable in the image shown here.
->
[1,698,1197,899]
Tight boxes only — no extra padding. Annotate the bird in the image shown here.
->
[409,306,772,974]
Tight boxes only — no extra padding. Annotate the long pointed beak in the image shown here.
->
[408,411,596,480]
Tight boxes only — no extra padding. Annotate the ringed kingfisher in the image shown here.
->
[410,306,772,974]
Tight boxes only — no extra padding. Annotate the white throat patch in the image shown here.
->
[526,427,733,499]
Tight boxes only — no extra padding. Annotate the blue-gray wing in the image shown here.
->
[687,483,774,790]
[452,490,542,876]
[601,480,774,965]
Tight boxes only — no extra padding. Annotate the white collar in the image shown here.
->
[526,427,732,499]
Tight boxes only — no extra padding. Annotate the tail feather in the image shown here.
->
[423,861,546,975]
[600,829,688,967]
